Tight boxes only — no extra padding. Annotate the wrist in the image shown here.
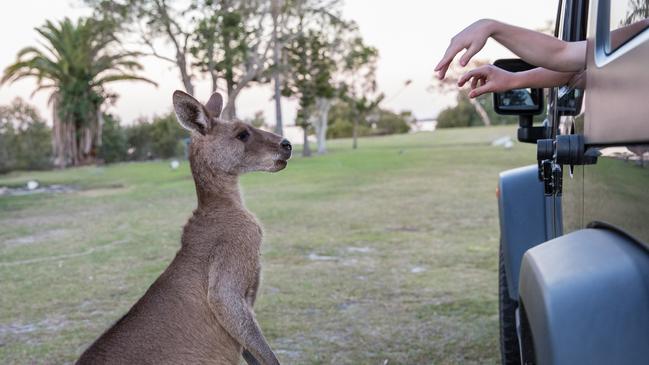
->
[481,19,499,37]
[508,70,525,90]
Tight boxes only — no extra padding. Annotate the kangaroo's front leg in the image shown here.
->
[207,267,279,365]
[242,349,262,365]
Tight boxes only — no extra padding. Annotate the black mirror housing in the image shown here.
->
[493,59,544,116]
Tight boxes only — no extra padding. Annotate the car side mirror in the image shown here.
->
[493,59,544,116]
[492,59,549,144]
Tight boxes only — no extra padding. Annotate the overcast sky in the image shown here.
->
[0,0,557,125]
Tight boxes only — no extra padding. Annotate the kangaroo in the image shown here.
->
[76,91,291,365]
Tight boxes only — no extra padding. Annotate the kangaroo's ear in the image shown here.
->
[172,90,211,135]
[205,92,223,118]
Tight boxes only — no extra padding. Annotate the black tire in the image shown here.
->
[499,241,521,365]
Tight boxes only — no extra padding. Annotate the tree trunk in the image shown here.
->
[69,118,78,167]
[52,96,76,168]
[223,88,237,121]
[207,42,218,93]
[177,51,194,95]
[352,107,360,150]
[352,119,358,149]
[271,3,283,136]
[314,97,331,154]
[96,110,104,147]
[222,75,238,120]
[52,97,63,167]
[467,94,491,126]
[302,124,311,157]
[210,72,217,94]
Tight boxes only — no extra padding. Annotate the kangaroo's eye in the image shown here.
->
[236,130,250,142]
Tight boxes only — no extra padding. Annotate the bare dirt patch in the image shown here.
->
[76,184,128,197]
[4,228,70,248]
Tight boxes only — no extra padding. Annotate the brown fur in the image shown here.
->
[76,91,291,365]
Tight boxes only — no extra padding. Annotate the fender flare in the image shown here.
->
[519,228,649,364]
[498,164,554,300]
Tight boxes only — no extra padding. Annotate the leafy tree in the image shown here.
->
[338,36,382,149]
[283,26,336,156]
[87,0,198,94]
[282,1,378,154]
[270,0,285,135]
[88,0,271,120]
[0,98,52,172]
[192,0,271,119]
[2,18,154,167]
[270,0,345,136]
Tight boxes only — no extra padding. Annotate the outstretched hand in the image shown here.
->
[458,65,516,99]
[435,19,494,80]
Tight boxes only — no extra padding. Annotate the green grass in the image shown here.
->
[0,126,535,365]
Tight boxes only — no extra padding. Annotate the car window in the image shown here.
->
[609,0,649,52]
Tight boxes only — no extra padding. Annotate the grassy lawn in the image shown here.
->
[0,126,535,365]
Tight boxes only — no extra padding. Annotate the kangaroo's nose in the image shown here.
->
[280,139,292,151]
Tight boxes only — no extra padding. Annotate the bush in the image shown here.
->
[125,112,188,160]
[0,98,52,173]
[98,114,127,164]
[326,100,411,139]
[327,118,354,139]
[150,112,187,158]
[437,93,518,128]
[125,119,155,160]
[437,95,482,128]
[374,110,411,135]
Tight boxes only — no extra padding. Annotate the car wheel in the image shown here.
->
[499,241,521,365]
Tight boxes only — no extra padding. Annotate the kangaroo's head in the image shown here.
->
[172,90,292,178]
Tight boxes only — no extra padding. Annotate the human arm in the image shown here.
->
[458,65,578,98]
[435,19,586,79]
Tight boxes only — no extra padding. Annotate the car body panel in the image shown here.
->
[584,146,649,243]
[586,0,649,144]
[498,165,555,300]
[519,228,649,365]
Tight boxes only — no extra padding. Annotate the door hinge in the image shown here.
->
[536,134,598,196]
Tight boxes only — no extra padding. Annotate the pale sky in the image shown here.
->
[0,0,557,126]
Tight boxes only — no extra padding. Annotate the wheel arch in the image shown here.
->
[519,228,649,364]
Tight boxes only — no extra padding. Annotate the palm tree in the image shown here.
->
[2,18,156,167]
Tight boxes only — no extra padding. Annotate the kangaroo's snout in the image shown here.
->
[278,138,292,161]
[280,139,292,151]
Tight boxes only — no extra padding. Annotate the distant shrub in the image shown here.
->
[149,112,187,158]
[125,112,188,160]
[437,94,518,128]
[374,110,411,135]
[326,100,411,139]
[327,118,355,139]
[98,114,128,164]
[125,119,155,160]
[0,98,52,173]
[247,110,266,128]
